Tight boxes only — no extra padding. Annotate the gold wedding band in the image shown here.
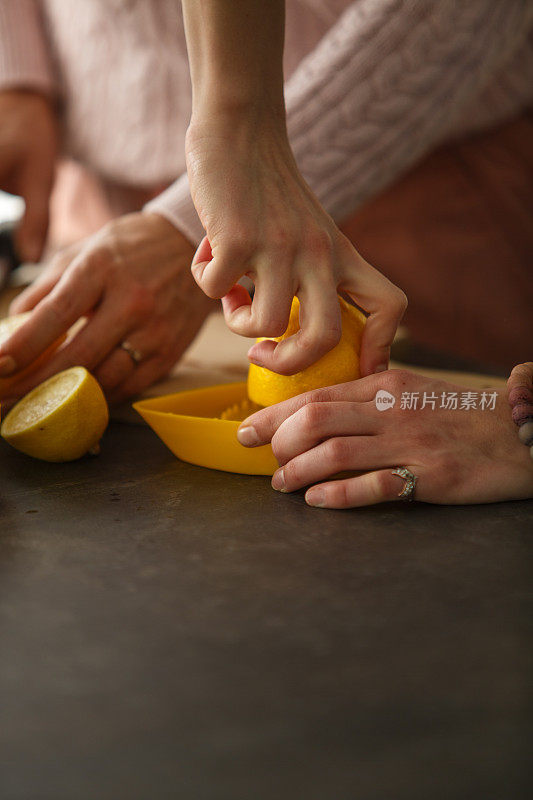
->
[120,341,143,365]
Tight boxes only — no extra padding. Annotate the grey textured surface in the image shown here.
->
[0,422,531,800]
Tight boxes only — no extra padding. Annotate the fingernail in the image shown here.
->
[306,488,326,507]
[272,469,287,492]
[0,355,17,376]
[237,425,259,447]
[374,364,388,373]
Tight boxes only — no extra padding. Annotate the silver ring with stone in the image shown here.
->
[120,341,143,365]
[391,466,418,501]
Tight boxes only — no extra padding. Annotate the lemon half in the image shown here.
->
[247,296,366,406]
[1,366,109,462]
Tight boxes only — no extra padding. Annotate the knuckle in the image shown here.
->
[304,228,333,261]
[382,368,411,392]
[325,436,350,466]
[253,307,287,338]
[268,226,295,260]
[84,244,113,275]
[282,461,302,488]
[43,293,73,327]
[391,288,408,317]
[306,386,335,404]
[125,283,154,320]
[260,319,287,338]
[328,482,348,507]
[270,430,286,463]
[320,318,342,349]
[224,228,257,263]
[382,287,408,318]
[299,401,329,431]
[198,273,224,299]
[298,324,338,357]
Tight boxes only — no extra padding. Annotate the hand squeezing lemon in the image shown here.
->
[248,296,366,406]
[221,295,366,421]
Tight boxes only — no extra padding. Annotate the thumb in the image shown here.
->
[15,161,53,263]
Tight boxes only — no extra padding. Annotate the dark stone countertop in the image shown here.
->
[1,422,531,800]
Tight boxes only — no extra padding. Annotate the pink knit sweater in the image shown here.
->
[1,0,532,245]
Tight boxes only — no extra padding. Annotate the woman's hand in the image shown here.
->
[237,370,533,508]
[181,0,406,377]
[186,116,407,378]
[0,213,216,403]
[0,90,58,262]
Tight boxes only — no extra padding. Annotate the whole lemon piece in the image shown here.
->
[1,366,109,462]
[247,296,366,406]
[0,313,66,400]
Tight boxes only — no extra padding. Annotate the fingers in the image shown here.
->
[339,249,407,376]
[305,467,422,508]
[0,262,102,374]
[222,271,294,339]
[9,271,61,315]
[357,296,406,377]
[248,275,341,374]
[507,362,533,392]
[107,356,172,405]
[93,347,136,394]
[38,291,144,375]
[191,236,251,299]
[221,283,252,321]
[237,374,382,447]
[271,434,398,493]
[271,401,377,466]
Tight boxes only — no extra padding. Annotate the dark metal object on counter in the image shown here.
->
[0,223,21,293]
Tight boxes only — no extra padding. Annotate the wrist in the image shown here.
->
[190,87,286,129]
[187,102,289,155]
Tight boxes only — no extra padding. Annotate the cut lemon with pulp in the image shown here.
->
[247,296,366,407]
[1,366,109,462]
[0,313,66,400]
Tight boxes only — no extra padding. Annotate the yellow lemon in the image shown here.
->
[247,296,366,406]
[1,366,109,462]
[0,313,66,400]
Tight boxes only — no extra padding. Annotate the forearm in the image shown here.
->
[181,0,286,121]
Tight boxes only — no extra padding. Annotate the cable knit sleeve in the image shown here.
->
[0,0,56,94]
[144,172,206,247]
[145,0,533,241]
[286,0,533,222]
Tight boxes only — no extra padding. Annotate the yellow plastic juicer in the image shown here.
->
[133,382,278,475]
